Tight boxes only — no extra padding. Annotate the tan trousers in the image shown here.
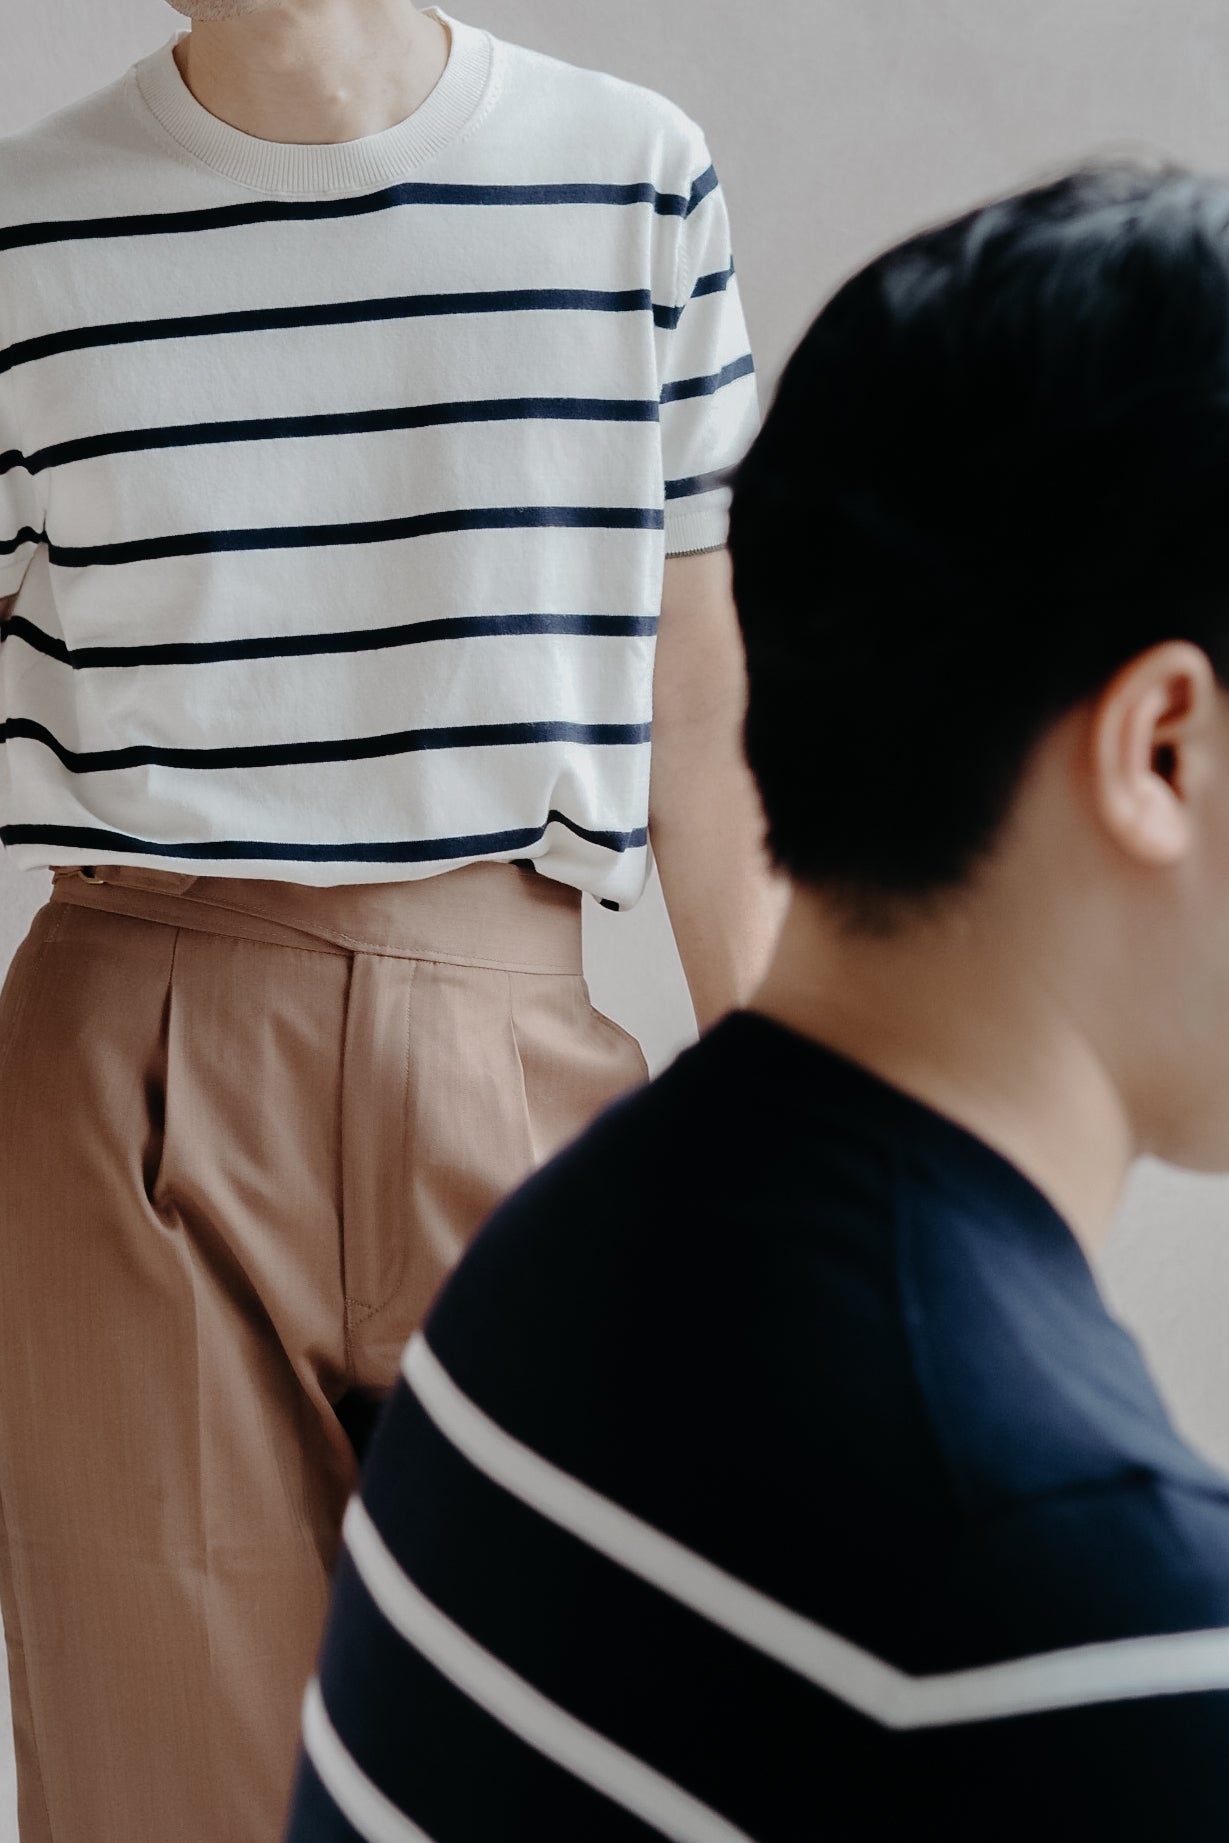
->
[0,862,647,1843]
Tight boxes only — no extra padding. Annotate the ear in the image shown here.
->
[1089,641,1221,867]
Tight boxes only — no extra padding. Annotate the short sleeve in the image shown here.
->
[0,367,42,598]
[657,154,760,557]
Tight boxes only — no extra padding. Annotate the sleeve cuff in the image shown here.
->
[664,502,730,557]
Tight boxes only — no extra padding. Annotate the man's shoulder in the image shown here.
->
[424,1017,813,1351]
[487,29,711,185]
[437,1012,856,1289]
[0,67,151,235]
[440,1022,720,1275]
[421,1016,917,1545]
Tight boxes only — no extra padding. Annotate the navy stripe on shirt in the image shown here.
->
[0,811,650,863]
[0,610,659,670]
[0,397,664,477]
[0,288,657,379]
[692,259,738,300]
[0,356,751,477]
[664,469,733,501]
[0,166,721,254]
[0,524,40,558]
[41,504,663,570]
[0,354,751,480]
[0,716,653,774]
[652,262,736,330]
[1,262,738,379]
[659,352,755,405]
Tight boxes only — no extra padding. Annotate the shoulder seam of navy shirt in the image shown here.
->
[0,8,759,898]
[287,1010,1229,1843]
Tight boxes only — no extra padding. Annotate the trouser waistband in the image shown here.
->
[48,861,584,973]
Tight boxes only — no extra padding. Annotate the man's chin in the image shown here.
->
[164,0,272,20]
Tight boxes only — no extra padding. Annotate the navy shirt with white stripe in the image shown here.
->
[287,1011,1229,1841]
[0,8,757,901]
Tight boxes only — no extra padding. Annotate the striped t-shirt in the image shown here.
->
[0,10,758,904]
[288,1013,1229,1842]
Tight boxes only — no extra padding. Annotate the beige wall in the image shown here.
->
[3,3,1229,1826]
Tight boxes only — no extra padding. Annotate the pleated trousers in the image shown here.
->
[0,861,647,1843]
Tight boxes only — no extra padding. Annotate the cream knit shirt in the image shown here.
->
[0,11,757,905]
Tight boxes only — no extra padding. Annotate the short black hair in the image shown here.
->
[730,164,1229,929]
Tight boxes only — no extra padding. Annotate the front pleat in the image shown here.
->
[504,968,544,1166]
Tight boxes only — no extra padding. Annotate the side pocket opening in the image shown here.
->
[141,927,179,1213]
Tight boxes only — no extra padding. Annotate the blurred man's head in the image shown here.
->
[730,165,1229,1173]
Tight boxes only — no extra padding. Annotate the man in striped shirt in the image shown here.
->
[0,4,778,1839]
[289,165,1229,1840]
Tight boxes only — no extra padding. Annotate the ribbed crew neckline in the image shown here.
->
[131,9,496,196]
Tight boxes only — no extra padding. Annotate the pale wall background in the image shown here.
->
[5,0,1229,1833]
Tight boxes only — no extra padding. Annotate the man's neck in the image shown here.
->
[751,887,1135,1260]
[172,2,450,144]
